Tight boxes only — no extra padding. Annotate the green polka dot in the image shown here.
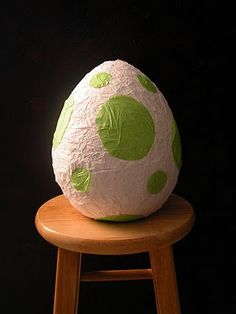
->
[53,95,74,149]
[172,119,182,169]
[137,74,157,93]
[89,72,112,88]
[97,214,144,222]
[96,95,155,160]
[71,168,91,192]
[147,170,167,194]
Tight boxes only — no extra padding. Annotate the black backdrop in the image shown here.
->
[1,1,234,313]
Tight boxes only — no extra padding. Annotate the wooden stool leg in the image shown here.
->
[149,245,181,314]
[53,248,82,314]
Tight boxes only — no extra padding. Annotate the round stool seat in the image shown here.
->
[35,194,194,255]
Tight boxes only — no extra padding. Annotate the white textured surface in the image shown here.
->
[52,60,179,219]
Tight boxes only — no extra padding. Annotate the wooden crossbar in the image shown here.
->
[81,268,153,282]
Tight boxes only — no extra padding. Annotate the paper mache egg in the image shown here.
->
[52,59,182,222]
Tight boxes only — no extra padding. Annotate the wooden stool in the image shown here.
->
[35,194,194,314]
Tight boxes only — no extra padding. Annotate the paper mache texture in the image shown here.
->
[52,60,182,222]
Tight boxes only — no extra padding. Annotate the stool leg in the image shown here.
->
[149,245,181,314]
[53,248,82,314]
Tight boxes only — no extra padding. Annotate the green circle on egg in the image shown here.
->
[172,119,182,169]
[147,170,167,194]
[89,72,112,88]
[71,168,91,192]
[96,95,155,160]
[97,214,144,222]
[53,95,74,149]
[137,74,157,93]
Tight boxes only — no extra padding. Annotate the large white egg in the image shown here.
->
[52,60,182,222]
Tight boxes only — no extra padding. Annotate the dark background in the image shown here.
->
[1,1,234,313]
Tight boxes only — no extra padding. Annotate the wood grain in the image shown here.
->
[80,269,153,282]
[35,194,194,255]
[150,245,181,314]
[53,248,82,314]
